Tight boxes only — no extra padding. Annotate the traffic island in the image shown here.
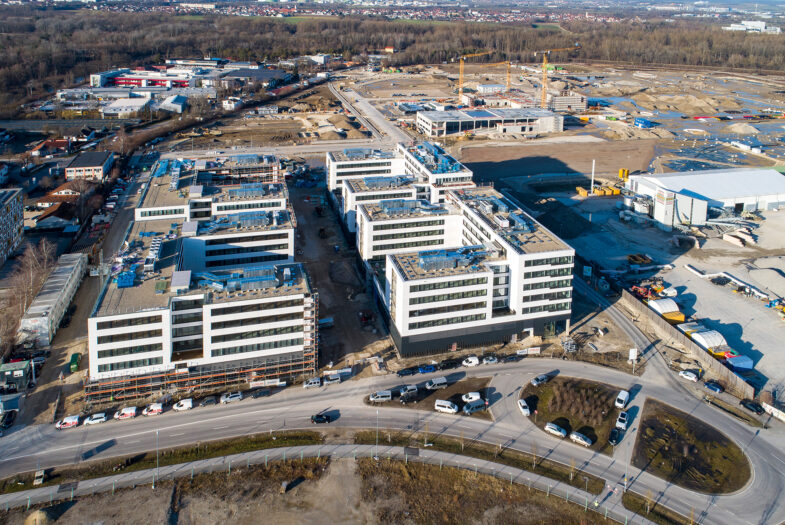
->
[632,399,750,494]
[521,376,622,455]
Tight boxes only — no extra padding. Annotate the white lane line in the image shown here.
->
[213,426,228,430]
[169,433,185,437]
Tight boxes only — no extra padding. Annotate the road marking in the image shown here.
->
[213,426,228,430]
[169,433,185,437]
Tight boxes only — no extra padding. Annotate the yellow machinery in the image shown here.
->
[458,51,492,99]
[533,43,581,109]
[618,168,630,181]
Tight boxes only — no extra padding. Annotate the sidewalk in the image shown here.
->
[0,444,657,524]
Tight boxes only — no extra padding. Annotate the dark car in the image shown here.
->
[740,399,764,415]
[396,367,416,377]
[251,388,271,399]
[311,414,332,424]
[502,354,522,363]
[608,427,622,446]
[1,410,17,429]
[417,364,436,374]
[438,359,461,370]
[704,381,724,394]
[199,396,218,407]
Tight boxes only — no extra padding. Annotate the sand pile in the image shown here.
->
[550,80,567,92]
[319,130,344,140]
[724,122,759,135]
[632,92,741,115]
[603,125,675,141]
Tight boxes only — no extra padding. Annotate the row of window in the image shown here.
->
[521,301,571,314]
[373,229,443,242]
[215,201,281,212]
[523,267,573,279]
[139,208,184,218]
[336,169,391,179]
[97,329,162,345]
[522,279,572,291]
[96,314,162,331]
[524,256,574,267]
[211,311,301,330]
[171,298,204,312]
[409,313,486,330]
[372,219,445,231]
[374,239,442,252]
[335,161,391,170]
[409,289,486,306]
[205,253,287,268]
[212,324,303,343]
[98,357,163,373]
[522,290,572,303]
[205,232,289,246]
[410,301,485,318]
[355,192,413,202]
[206,243,288,258]
[97,343,163,360]
[410,277,487,293]
[171,312,202,325]
[211,337,304,357]
[211,298,304,317]
[172,325,203,338]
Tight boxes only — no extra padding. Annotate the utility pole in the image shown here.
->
[156,429,160,480]
[374,409,379,460]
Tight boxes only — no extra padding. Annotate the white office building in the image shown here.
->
[341,176,418,233]
[356,199,463,262]
[416,108,564,137]
[396,142,475,203]
[382,187,574,357]
[326,148,405,192]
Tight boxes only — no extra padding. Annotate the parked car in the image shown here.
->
[462,356,480,367]
[462,398,487,415]
[369,390,392,403]
[199,396,218,407]
[396,367,417,377]
[114,407,137,420]
[425,377,447,390]
[608,428,622,446]
[569,431,593,447]
[55,415,80,430]
[616,411,629,431]
[740,399,765,415]
[544,422,567,438]
[704,381,724,394]
[438,359,461,370]
[251,388,271,399]
[517,399,531,416]
[502,355,522,363]
[173,399,193,411]
[434,400,459,414]
[32,356,46,366]
[615,390,630,409]
[462,392,482,403]
[482,355,498,365]
[220,392,243,404]
[84,413,107,425]
[303,377,322,389]
[417,364,436,374]
[399,385,418,401]
[311,414,332,424]
[143,403,163,416]
[530,374,549,387]
[678,370,698,382]
[1,410,17,429]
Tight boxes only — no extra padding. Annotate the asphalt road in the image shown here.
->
[1,358,783,525]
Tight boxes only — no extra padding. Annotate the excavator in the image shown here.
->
[533,43,581,109]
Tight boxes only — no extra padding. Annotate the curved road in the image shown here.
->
[1,357,783,524]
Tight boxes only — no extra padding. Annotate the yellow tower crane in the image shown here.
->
[458,50,493,100]
[533,43,581,109]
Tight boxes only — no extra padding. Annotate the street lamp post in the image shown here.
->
[375,409,379,460]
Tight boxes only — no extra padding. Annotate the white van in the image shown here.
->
[425,377,448,390]
[544,422,567,438]
[569,431,593,447]
[324,374,341,385]
[303,377,321,389]
[173,398,193,411]
[434,400,459,414]
[114,407,137,420]
[142,403,163,416]
[615,390,630,409]
[369,390,392,403]
[462,398,486,415]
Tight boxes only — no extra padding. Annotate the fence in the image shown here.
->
[617,290,755,399]
[0,444,654,525]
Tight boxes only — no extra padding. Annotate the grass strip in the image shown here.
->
[355,430,604,494]
[0,431,322,495]
[622,491,690,525]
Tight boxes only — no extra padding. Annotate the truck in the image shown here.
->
[69,353,81,373]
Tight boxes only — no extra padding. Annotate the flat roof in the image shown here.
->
[418,107,558,123]
[449,187,571,255]
[360,199,459,222]
[67,151,112,169]
[630,168,785,202]
[345,176,415,194]
[0,188,21,206]
[329,148,397,163]
[402,142,471,175]
[390,246,498,282]
[22,253,86,320]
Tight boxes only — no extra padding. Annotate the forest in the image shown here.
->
[2,6,784,117]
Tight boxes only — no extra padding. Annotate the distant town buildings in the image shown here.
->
[65,151,114,182]
[723,20,781,34]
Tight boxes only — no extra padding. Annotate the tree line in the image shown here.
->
[1,7,784,117]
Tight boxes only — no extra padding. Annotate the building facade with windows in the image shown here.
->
[0,188,23,268]
[65,151,114,182]
[382,187,574,356]
[326,148,405,191]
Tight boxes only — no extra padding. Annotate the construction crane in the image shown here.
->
[533,43,581,109]
[480,61,512,93]
[458,50,493,100]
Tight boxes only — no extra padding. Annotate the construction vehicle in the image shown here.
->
[533,43,581,109]
[458,51,493,99]
[618,168,630,181]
